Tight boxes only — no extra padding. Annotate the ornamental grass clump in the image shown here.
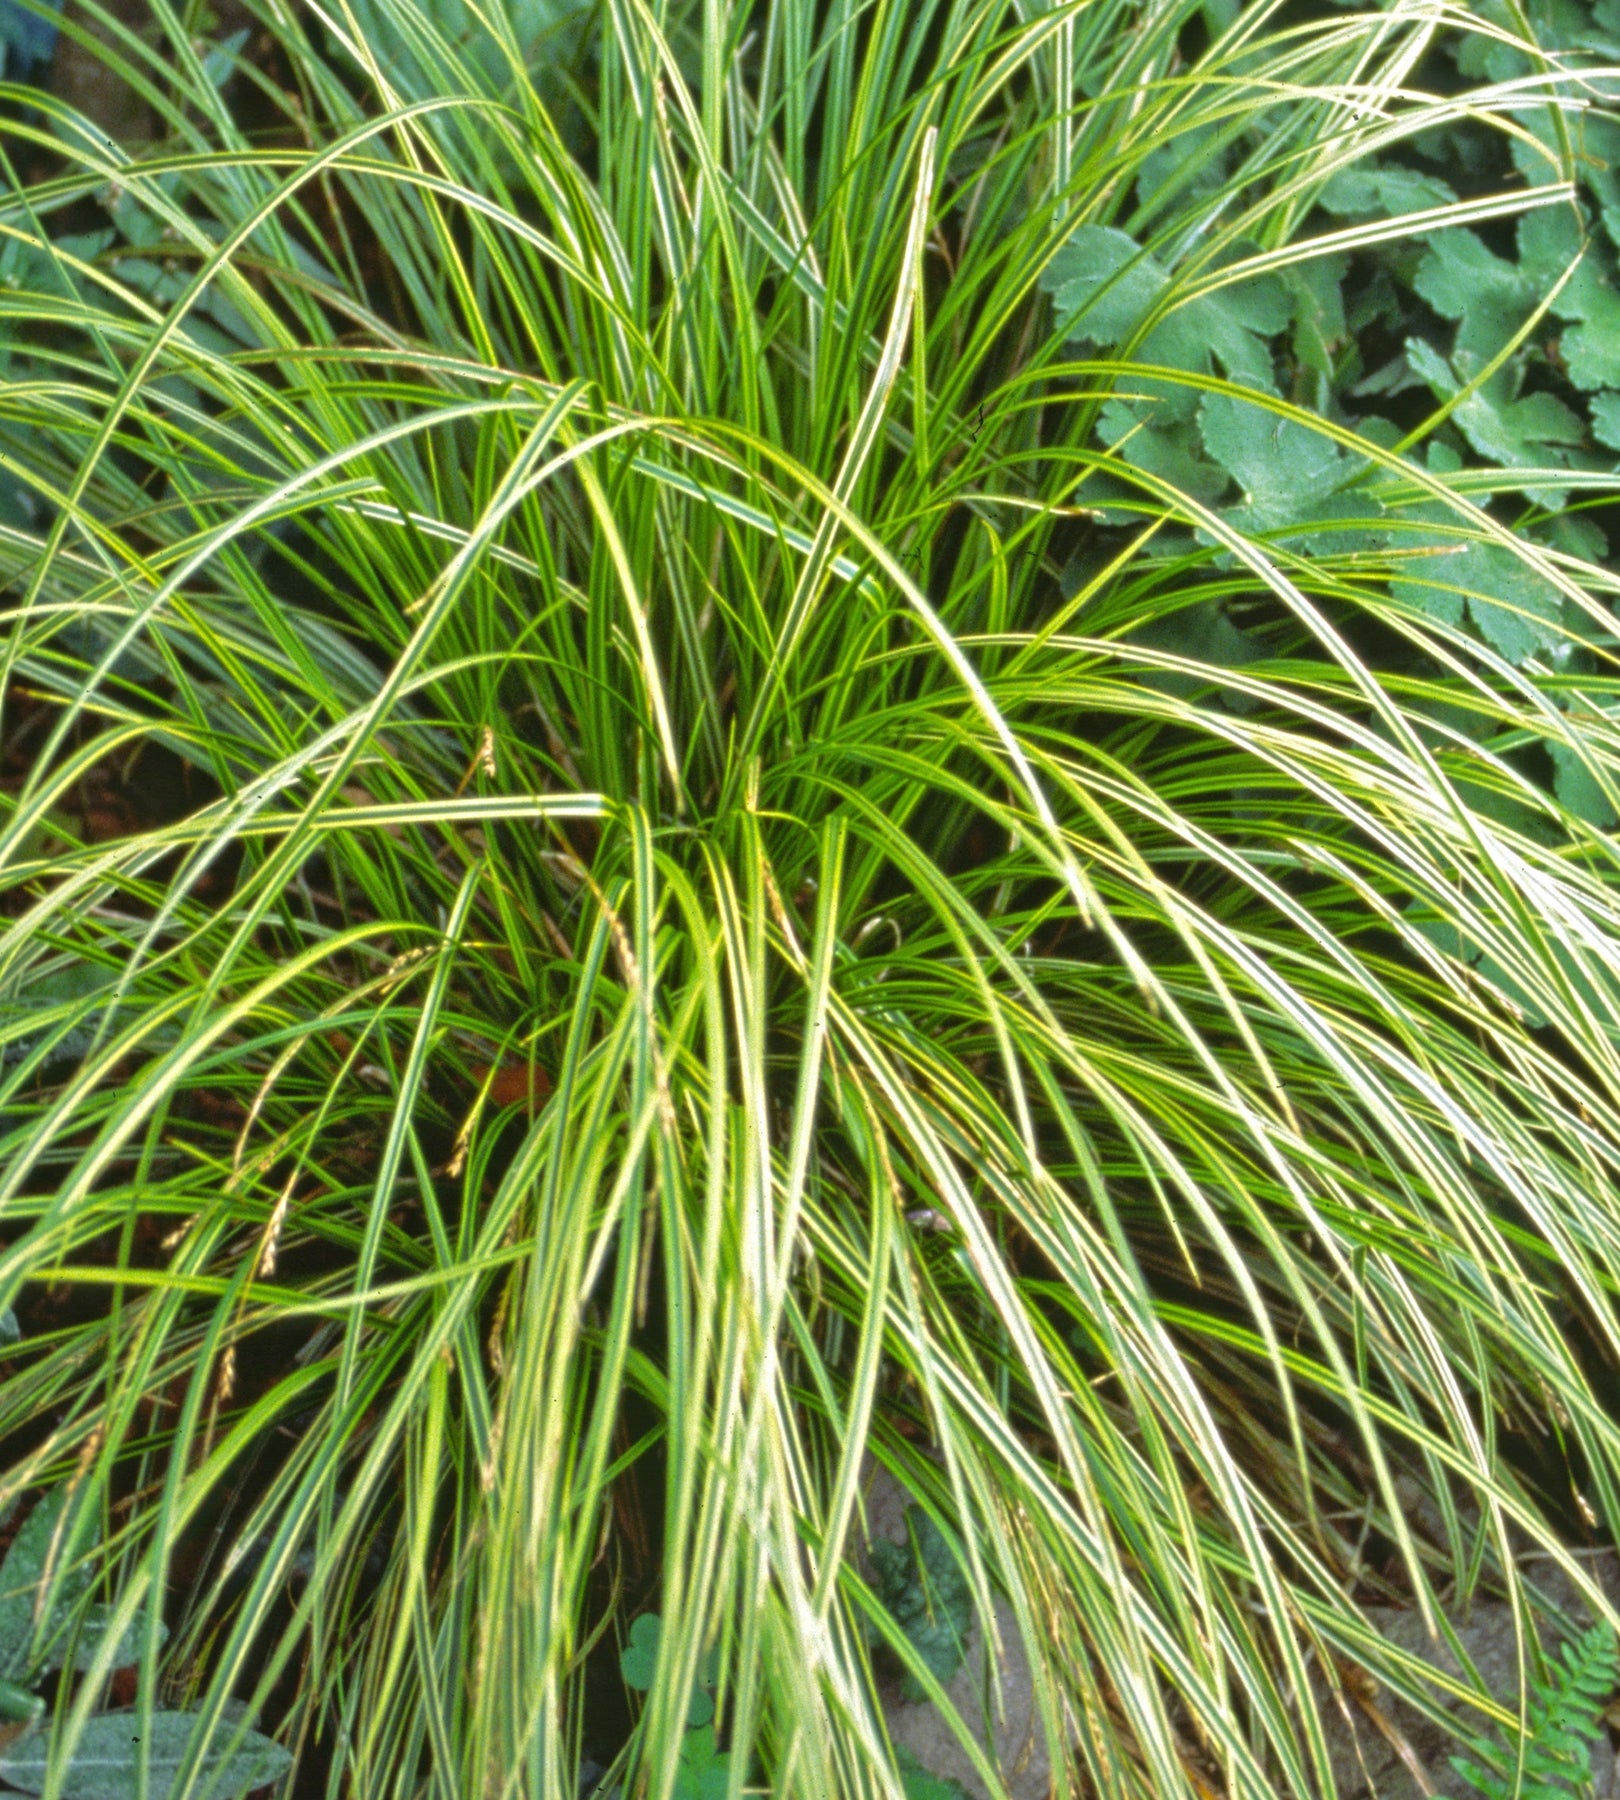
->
[4,0,1620,1796]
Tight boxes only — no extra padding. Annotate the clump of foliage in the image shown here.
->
[868,1508,972,1704]
[4,0,1620,1798]
[1450,1625,1620,1800]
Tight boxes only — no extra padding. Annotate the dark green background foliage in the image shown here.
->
[1039,0,1620,827]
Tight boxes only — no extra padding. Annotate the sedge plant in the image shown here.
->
[4,0,1620,1796]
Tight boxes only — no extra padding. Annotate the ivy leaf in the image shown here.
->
[1411,206,1620,435]
[869,1508,971,1703]
[1044,225,1173,347]
[1388,509,1468,632]
[1197,392,1383,551]
[1411,227,1533,364]
[1287,256,1349,409]
[1511,104,1620,251]
[1135,122,1228,218]
[1538,508,1607,563]
[1453,542,1567,666]
[1591,390,1620,450]
[1453,0,1530,82]
[1448,359,1585,472]
[0,1706,291,1800]
[1344,262,1408,340]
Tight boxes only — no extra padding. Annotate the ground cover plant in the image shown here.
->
[8,0,1620,1796]
[1448,1621,1620,1800]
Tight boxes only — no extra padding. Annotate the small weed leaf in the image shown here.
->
[0,964,118,1082]
[619,1615,716,1729]
[1123,598,1267,714]
[1408,892,1617,1031]
[0,1491,92,1682]
[673,1723,732,1800]
[0,1681,41,1749]
[894,1745,972,1800]
[0,0,58,75]
[1550,739,1619,827]
[869,1508,972,1703]
[597,1722,736,1800]
[619,1613,662,1691]
[326,0,596,106]
[0,1707,292,1800]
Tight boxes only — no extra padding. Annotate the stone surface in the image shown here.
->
[1313,1553,1620,1800]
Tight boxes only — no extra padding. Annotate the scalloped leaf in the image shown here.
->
[1041,225,1289,420]
[1402,338,1581,511]
[1197,392,1384,551]
[895,1745,972,1800]
[1319,164,1456,219]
